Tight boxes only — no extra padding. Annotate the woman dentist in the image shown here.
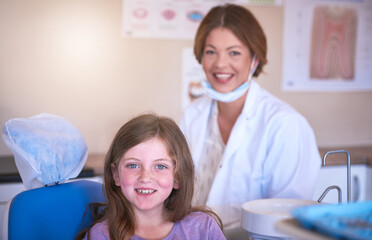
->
[180,3,321,236]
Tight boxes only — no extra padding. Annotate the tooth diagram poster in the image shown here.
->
[282,0,372,91]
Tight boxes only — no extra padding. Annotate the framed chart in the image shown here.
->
[282,0,372,91]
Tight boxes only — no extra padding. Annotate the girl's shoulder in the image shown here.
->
[170,211,225,239]
[84,220,110,240]
[179,211,219,230]
[183,211,214,222]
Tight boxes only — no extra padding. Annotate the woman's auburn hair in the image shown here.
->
[76,113,222,240]
[194,3,268,77]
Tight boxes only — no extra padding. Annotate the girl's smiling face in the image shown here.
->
[112,137,179,214]
[202,27,253,94]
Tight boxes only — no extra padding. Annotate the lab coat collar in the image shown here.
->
[241,80,262,120]
[221,80,262,161]
[194,94,214,114]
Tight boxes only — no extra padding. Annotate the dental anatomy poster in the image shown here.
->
[282,0,372,91]
[122,0,282,40]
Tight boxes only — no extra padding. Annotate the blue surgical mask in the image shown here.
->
[202,55,258,103]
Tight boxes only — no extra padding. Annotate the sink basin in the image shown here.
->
[241,198,320,238]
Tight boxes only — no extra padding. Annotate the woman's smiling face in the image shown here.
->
[202,27,253,94]
[112,137,179,214]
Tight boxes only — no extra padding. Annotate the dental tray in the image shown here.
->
[291,201,372,240]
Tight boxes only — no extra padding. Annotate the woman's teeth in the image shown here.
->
[136,189,155,194]
[215,73,232,80]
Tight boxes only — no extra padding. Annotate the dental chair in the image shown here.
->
[3,179,105,240]
[1,113,106,240]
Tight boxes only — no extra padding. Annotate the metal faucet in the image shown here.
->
[318,185,342,203]
[322,150,351,203]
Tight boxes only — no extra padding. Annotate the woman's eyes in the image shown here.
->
[204,50,241,56]
[230,51,241,56]
[205,50,215,55]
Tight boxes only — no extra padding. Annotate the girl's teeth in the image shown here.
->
[215,73,232,80]
[137,189,155,194]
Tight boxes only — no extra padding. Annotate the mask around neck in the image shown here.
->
[201,55,258,103]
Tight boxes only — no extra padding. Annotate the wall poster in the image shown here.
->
[122,0,283,40]
[282,0,372,91]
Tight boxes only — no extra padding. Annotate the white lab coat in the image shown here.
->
[180,80,321,227]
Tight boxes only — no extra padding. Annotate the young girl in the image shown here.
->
[76,113,225,240]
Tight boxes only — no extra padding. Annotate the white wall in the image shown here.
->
[1,0,371,156]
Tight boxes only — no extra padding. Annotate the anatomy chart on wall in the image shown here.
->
[122,0,282,40]
[282,0,372,91]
